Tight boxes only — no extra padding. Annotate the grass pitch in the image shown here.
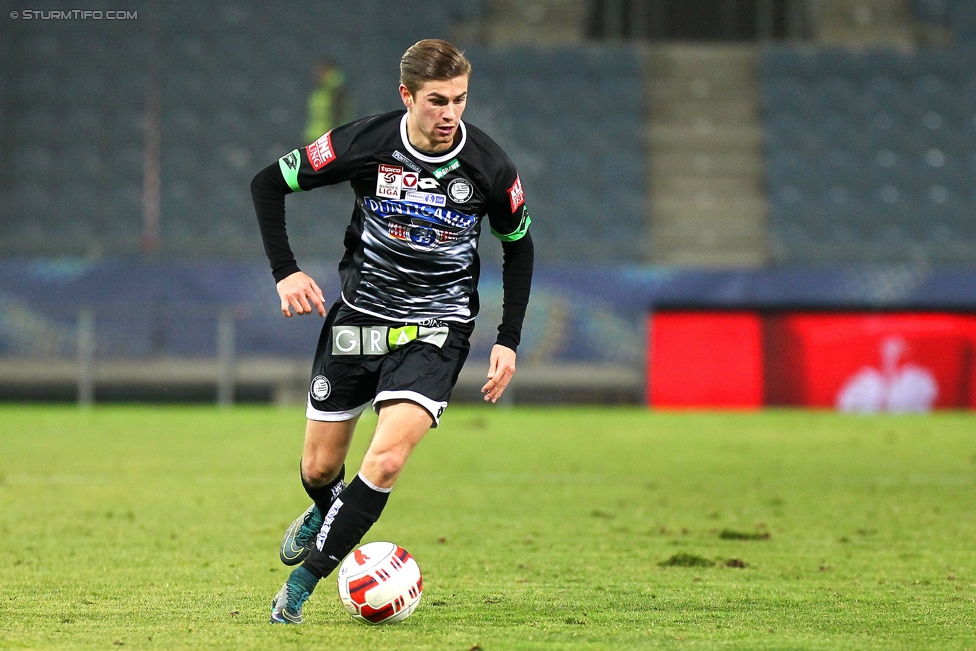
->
[1,405,975,650]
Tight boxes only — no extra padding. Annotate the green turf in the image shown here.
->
[1,406,975,649]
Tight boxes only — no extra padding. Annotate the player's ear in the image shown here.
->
[399,84,413,108]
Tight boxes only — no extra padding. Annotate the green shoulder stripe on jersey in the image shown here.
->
[278,149,303,192]
[491,209,532,242]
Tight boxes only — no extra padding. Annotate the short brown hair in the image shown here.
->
[399,39,472,95]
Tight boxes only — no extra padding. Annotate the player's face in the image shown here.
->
[400,75,468,153]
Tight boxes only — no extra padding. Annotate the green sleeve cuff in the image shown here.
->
[278,149,303,192]
[491,211,531,242]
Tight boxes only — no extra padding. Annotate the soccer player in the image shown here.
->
[250,39,534,624]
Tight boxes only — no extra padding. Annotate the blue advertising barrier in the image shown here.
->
[2,260,975,365]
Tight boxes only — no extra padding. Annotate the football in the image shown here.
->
[337,541,423,624]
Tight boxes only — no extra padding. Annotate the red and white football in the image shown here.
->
[337,542,423,624]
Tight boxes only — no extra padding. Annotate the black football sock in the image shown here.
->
[301,463,346,512]
[300,473,391,579]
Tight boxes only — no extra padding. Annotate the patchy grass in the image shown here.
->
[719,528,771,540]
[1,406,976,649]
[658,553,716,568]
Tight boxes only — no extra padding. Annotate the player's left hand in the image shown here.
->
[482,344,516,403]
[276,271,326,318]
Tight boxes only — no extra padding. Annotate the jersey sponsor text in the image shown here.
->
[364,197,477,230]
[391,150,422,172]
[307,132,336,171]
[404,191,446,207]
[507,175,525,213]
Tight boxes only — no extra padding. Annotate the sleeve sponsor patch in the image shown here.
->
[507,175,525,213]
[278,149,303,192]
[281,149,299,171]
[306,131,336,171]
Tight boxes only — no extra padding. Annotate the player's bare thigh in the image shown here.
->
[302,417,359,486]
[360,399,434,489]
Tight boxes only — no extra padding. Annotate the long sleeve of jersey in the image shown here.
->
[497,231,534,351]
[251,163,300,282]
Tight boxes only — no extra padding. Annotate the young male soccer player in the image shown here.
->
[250,39,534,624]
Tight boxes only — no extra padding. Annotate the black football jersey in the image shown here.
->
[275,110,531,324]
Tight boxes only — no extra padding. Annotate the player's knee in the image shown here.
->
[363,450,407,486]
[301,455,344,487]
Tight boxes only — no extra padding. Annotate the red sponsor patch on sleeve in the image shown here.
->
[306,131,336,171]
[507,175,525,213]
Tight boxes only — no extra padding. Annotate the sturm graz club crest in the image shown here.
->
[310,375,331,401]
[447,178,473,203]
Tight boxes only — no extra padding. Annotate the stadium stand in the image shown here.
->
[760,44,976,264]
[0,20,149,255]
[0,0,647,264]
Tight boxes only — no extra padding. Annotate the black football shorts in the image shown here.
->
[305,303,472,426]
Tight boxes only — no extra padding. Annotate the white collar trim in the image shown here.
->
[399,113,466,163]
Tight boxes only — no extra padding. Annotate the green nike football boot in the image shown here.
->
[279,503,324,566]
[269,581,310,623]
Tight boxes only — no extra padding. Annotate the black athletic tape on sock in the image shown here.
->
[300,475,390,579]
[301,463,345,511]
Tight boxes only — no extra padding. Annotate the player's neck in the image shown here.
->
[405,120,458,154]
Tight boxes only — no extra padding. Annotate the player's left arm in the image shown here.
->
[482,171,534,403]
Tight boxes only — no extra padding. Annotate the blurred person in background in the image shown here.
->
[304,59,353,144]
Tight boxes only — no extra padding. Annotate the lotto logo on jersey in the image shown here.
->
[306,132,336,171]
[507,175,525,213]
[376,164,403,199]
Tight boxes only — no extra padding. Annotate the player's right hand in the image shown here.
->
[276,271,326,317]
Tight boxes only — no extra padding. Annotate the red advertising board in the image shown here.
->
[649,312,763,408]
[649,311,976,410]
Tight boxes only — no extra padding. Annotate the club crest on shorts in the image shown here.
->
[310,375,332,401]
